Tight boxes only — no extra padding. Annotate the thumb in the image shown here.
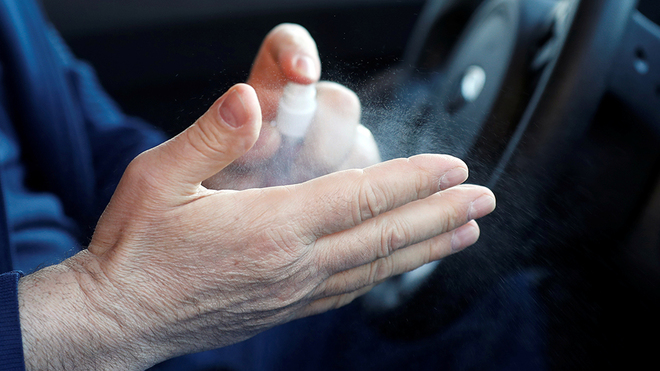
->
[146,83,262,195]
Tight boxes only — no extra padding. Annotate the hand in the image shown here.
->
[18,84,495,370]
[203,24,380,189]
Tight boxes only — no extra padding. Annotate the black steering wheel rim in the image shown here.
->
[362,0,638,340]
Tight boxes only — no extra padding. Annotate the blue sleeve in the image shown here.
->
[0,271,25,371]
[45,28,168,224]
[1,0,168,230]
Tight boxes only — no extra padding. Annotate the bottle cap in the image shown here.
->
[276,83,317,138]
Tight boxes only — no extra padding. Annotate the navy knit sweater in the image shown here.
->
[0,0,165,368]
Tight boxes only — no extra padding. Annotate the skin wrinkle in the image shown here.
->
[302,286,372,318]
[358,171,385,223]
[259,237,316,286]
[218,188,269,220]
[407,158,435,197]
[178,183,472,326]
[324,226,373,275]
[95,231,206,323]
[117,158,185,206]
[315,249,384,298]
[284,210,319,247]
[262,227,305,263]
[418,156,467,193]
[299,178,357,241]
[28,263,139,370]
[197,219,314,306]
[380,215,414,258]
[316,186,484,294]
[371,254,396,284]
[187,121,233,161]
[355,157,447,226]
[320,233,447,298]
[106,274,173,332]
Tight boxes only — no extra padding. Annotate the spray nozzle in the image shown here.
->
[275,82,317,139]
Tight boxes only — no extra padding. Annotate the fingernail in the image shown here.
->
[294,55,316,80]
[439,167,469,190]
[451,223,479,252]
[219,89,247,128]
[467,195,496,221]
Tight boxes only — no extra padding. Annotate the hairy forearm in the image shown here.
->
[18,251,150,371]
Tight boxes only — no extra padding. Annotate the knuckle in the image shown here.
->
[356,125,376,146]
[377,258,396,282]
[119,153,170,200]
[414,168,432,198]
[356,158,418,221]
[440,185,488,226]
[124,154,148,178]
[123,154,155,186]
[187,119,231,160]
[331,292,360,311]
[357,176,388,222]
[318,82,361,118]
[441,200,465,233]
[379,219,410,258]
[336,292,359,308]
[406,157,438,199]
[369,257,395,284]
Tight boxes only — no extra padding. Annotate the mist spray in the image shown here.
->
[271,82,317,185]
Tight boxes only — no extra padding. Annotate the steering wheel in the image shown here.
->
[361,0,637,339]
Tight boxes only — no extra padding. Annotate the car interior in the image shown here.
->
[41,0,660,369]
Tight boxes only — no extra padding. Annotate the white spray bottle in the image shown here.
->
[271,82,317,185]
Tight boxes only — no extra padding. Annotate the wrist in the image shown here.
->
[18,250,152,371]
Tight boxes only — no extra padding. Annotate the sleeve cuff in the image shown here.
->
[0,271,26,371]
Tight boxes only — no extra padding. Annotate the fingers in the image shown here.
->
[297,286,373,319]
[248,23,321,92]
[291,82,367,179]
[133,84,262,196]
[314,221,480,298]
[238,24,321,167]
[296,154,469,239]
[318,185,494,274]
[247,23,320,120]
[335,125,381,171]
[272,81,376,184]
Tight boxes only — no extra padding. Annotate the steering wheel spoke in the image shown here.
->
[362,0,637,340]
